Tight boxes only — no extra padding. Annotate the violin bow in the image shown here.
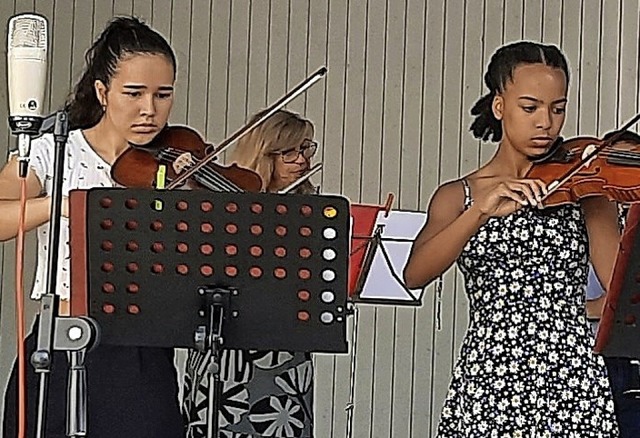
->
[542,112,640,200]
[166,66,327,190]
[277,163,323,194]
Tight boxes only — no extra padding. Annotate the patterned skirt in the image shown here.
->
[182,349,314,437]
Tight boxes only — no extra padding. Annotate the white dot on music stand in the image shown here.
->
[320,312,334,324]
[321,291,335,303]
[323,227,337,239]
[322,248,336,260]
[322,269,336,282]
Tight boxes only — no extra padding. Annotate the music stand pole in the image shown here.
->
[196,286,230,438]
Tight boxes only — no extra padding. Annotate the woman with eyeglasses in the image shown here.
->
[181,109,318,437]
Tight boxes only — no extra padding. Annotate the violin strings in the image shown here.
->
[564,146,640,161]
[157,148,244,192]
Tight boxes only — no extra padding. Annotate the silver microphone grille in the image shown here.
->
[9,14,47,49]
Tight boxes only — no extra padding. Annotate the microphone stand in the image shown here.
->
[27,110,98,438]
[31,110,68,438]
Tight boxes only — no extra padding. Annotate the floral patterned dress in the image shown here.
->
[436,179,619,437]
[182,349,314,437]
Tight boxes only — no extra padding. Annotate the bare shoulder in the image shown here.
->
[424,179,467,227]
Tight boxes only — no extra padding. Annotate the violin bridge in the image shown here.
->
[580,144,599,167]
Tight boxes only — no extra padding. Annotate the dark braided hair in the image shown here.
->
[65,16,176,130]
[470,41,569,142]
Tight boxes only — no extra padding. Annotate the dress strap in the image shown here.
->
[461,178,473,209]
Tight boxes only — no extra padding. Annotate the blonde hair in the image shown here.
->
[230,109,316,193]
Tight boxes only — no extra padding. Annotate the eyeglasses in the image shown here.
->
[272,140,318,164]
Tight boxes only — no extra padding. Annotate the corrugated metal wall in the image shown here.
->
[1,1,639,437]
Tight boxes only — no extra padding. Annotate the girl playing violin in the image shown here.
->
[0,16,183,437]
[404,41,620,436]
[181,109,317,437]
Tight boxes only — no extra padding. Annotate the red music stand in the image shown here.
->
[595,204,640,357]
[348,195,393,297]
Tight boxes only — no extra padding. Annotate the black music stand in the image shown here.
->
[69,188,350,436]
[595,205,640,359]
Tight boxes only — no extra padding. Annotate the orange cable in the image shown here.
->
[15,177,28,438]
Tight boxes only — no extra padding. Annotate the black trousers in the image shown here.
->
[605,357,640,438]
[3,322,184,438]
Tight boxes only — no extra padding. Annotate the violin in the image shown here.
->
[111,125,263,193]
[112,66,327,193]
[526,113,640,207]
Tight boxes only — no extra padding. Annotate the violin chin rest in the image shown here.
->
[529,136,564,164]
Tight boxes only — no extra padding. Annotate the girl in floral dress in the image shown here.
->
[404,41,620,437]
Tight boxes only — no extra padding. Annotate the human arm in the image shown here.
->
[581,196,621,318]
[0,156,55,242]
[403,177,546,289]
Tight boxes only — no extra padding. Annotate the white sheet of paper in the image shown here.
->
[359,210,427,302]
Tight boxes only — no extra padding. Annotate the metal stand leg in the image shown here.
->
[345,303,359,438]
[66,350,87,437]
[195,287,230,438]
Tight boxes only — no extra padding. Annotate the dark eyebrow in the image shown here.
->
[518,95,567,105]
[123,84,174,91]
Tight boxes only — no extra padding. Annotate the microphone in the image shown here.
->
[7,13,48,178]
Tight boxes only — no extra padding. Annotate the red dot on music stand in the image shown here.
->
[250,203,263,214]
[152,263,164,274]
[126,262,139,273]
[299,226,312,237]
[126,241,139,252]
[249,245,263,257]
[101,240,113,251]
[150,220,163,231]
[300,205,312,217]
[625,314,637,325]
[276,204,288,214]
[176,264,189,275]
[297,311,310,322]
[176,200,189,211]
[298,268,311,280]
[632,293,640,305]
[225,266,238,277]
[176,221,189,232]
[225,244,238,256]
[250,224,263,236]
[200,265,214,277]
[102,283,115,294]
[127,283,139,294]
[152,242,165,253]
[99,197,112,208]
[225,202,239,213]
[200,243,214,255]
[299,247,312,258]
[127,304,140,315]
[249,266,263,278]
[201,222,214,233]
[298,290,310,301]
[275,225,287,237]
[201,201,213,212]
[177,242,189,253]
[274,267,287,279]
[225,223,238,234]
[126,220,139,231]
[274,246,287,258]
[101,262,114,273]
[101,219,114,230]
[102,303,115,314]
[125,198,139,209]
